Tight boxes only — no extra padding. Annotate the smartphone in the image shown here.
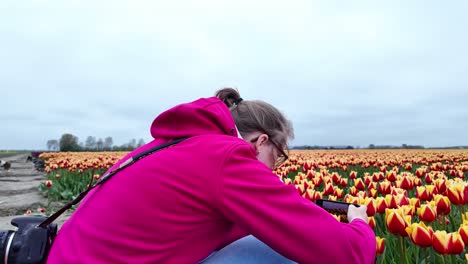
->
[314,199,359,223]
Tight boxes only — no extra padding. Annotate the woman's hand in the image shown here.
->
[347,204,368,223]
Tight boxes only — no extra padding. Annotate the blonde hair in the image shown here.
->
[215,88,294,148]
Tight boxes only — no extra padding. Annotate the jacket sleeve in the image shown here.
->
[215,143,376,264]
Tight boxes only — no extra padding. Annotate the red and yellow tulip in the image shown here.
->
[446,183,465,205]
[432,230,449,255]
[405,222,433,247]
[417,202,437,223]
[447,232,465,255]
[386,208,411,237]
[376,236,385,255]
[433,194,451,215]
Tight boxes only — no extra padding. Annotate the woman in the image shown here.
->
[47,88,375,263]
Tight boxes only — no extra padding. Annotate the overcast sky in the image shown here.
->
[1,0,467,150]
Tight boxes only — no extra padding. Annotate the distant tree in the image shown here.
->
[85,136,97,150]
[137,138,145,147]
[104,137,113,150]
[59,133,80,151]
[128,138,137,149]
[369,144,375,149]
[46,139,59,151]
[96,138,104,151]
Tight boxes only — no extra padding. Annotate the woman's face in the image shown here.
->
[247,133,287,170]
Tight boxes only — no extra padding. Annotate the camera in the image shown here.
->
[315,199,360,223]
[0,216,57,264]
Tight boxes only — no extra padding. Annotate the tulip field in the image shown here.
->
[37,149,468,263]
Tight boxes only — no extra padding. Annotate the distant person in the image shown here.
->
[47,88,375,263]
[0,160,11,171]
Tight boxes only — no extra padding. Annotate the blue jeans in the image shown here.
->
[200,235,296,264]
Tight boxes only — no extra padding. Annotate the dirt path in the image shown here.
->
[0,153,71,230]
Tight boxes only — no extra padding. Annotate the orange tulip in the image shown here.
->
[406,222,433,247]
[447,232,465,255]
[376,236,385,255]
[386,208,411,237]
[417,203,437,223]
[432,230,449,255]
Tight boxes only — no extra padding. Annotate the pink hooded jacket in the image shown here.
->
[47,97,376,263]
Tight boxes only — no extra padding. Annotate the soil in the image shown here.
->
[0,153,72,230]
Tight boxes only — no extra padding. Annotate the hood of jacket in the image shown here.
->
[150,97,239,139]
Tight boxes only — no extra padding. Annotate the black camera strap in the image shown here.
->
[39,137,188,228]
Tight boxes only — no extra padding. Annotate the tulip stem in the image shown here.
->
[423,247,427,264]
[399,236,406,264]
[461,205,465,223]
[415,246,419,264]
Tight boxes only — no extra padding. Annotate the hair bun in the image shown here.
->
[233,97,243,105]
[215,88,242,108]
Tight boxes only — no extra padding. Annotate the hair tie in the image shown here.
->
[233,98,243,105]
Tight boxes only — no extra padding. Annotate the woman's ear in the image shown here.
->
[254,134,269,149]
